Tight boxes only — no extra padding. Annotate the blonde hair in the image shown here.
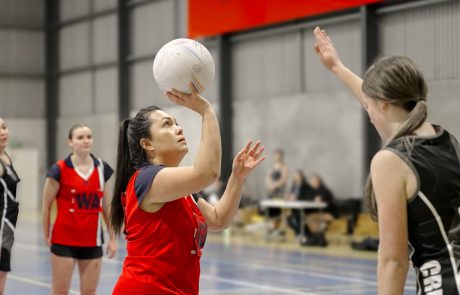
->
[362,56,428,220]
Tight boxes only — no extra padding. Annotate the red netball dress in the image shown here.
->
[113,163,207,295]
[47,155,113,247]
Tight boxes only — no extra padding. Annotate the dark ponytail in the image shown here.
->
[110,106,162,234]
[110,119,134,234]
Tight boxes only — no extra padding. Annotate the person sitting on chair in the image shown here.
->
[304,174,336,247]
[286,170,313,244]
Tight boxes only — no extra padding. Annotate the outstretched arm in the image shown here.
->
[198,141,265,231]
[313,27,367,109]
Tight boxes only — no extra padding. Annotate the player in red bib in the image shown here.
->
[42,124,117,295]
[110,84,265,295]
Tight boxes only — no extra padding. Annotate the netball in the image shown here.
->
[152,38,215,94]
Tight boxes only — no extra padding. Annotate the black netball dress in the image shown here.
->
[386,125,460,294]
[0,155,20,272]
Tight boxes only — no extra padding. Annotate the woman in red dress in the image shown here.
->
[111,84,265,294]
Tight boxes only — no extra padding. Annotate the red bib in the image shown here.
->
[51,159,104,247]
[113,166,207,295]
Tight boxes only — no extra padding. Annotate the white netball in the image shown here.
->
[152,38,215,94]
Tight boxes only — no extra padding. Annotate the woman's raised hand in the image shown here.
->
[232,140,265,181]
[313,27,344,73]
[166,82,211,115]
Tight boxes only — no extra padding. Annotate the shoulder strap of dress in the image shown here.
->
[0,152,11,173]
[97,158,105,191]
[0,157,5,177]
[0,153,20,183]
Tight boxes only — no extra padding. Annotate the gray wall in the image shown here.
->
[1,0,460,202]
[0,0,46,183]
[57,0,118,167]
[380,0,460,140]
[57,0,192,169]
[233,20,364,199]
[233,1,460,199]
[129,0,217,170]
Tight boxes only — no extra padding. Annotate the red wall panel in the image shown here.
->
[189,0,383,38]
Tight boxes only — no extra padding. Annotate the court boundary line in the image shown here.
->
[200,274,318,295]
[8,274,80,295]
[201,255,417,291]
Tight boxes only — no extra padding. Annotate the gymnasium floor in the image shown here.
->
[6,213,416,295]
